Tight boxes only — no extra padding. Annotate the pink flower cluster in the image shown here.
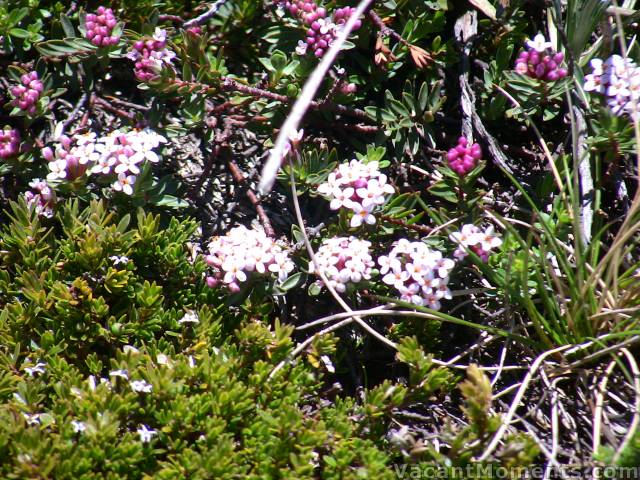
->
[43,128,167,195]
[317,159,395,228]
[450,224,503,262]
[514,34,567,82]
[447,137,482,176]
[283,0,361,58]
[126,28,176,82]
[0,127,20,159]
[378,239,455,310]
[10,71,43,115]
[85,7,120,47]
[310,236,374,293]
[584,55,640,118]
[43,132,100,182]
[24,179,56,218]
[205,226,294,292]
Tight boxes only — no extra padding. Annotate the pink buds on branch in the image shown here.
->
[85,6,121,47]
[447,137,482,176]
[10,72,43,115]
[514,34,568,82]
[0,128,21,159]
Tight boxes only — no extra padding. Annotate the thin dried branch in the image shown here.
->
[183,0,228,28]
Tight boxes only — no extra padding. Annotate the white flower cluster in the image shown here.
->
[205,225,294,292]
[309,236,374,293]
[378,239,455,310]
[317,160,394,228]
[584,55,640,118]
[449,224,503,262]
[43,128,167,195]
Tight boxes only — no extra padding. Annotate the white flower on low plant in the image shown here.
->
[130,379,152,393]
[178,310,200,324]
[71,420,87,433]
[109,255,130,265]
[526,33,553,52]
[23,413,42,426]
[24,361,46,377]
[268,252,295,282]
[109,369,129,380]
[112,172,136,195]
[137,424,157,443]
[350,203,376,227]
[47,159,69,180]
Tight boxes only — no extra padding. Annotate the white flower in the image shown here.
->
[112,172,136,195]
[329,186,354,210]
[317,159,394,228]
[23,413,41,426]
[137,424,157,443]
[350,203,376,227]
[526,34,553,52]
[222,260,248,284]
[153,27,167,42]
[450,224,502,261]
[130,379,152,393]
[123,345,140,355]
[312,237,374,292]
[156,354,171,366]
[24,362,46,377]
[47,159,69,180]
[378,240,455,309]
[71,420,87,433]
[382,268,411,290]
[478,226,503,251]
[206,226,294,288]
[92,155,117,174]
[109,255,130,265]
[268,252,295,282]
[178,310,200,324]
[320,355,335,373]
[109,369,129,380]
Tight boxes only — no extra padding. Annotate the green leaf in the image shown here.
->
[9,28,30,39]
[150,195,189,209]
[60,14,76,37]
[279,272,303,291]
[7,8,29,26]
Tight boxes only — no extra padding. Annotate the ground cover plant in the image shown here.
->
[1,0,640,477]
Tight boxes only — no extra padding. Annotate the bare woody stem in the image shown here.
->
[368,10,411,48]
[225,151,276,238]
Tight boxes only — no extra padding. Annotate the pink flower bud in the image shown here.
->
[353,178,368,188]
[60,135,72,150]
[42,147,54,161]
[447,149,459,161]
[529,52,540,65]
